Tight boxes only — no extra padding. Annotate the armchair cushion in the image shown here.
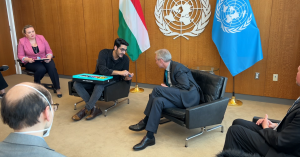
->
[162,108,186,121]
[191,69,225,103]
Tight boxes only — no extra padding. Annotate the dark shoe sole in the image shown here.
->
[133,142,155,151]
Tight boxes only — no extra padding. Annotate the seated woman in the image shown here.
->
[17,25,62,97]
[0,65,9,98]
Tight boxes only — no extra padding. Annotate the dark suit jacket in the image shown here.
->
[164,61,204,108]
[259,99,300,157]
[0,133,65,157]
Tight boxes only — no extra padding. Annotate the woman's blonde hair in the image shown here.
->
[22,25,34,35]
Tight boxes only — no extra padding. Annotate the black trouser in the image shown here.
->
[144,86,186,133]
[0,72,8,90]
[223,119,270,156]
[25,60,60,89]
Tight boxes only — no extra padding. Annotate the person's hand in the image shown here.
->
[256,118,265,126]
[267,120,278,129]
[44,56,52,63]
[124,73,134,80]
[161,83,168,87]
[119,70,129,76]
[262,114,269,129]
[25,58,35,63]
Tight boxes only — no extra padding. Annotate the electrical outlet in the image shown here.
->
[255,72,259,79]
[273,74,278,81]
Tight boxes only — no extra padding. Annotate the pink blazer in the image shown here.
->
[18,34,53,63]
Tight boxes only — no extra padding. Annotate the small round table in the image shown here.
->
[191,66,219,74]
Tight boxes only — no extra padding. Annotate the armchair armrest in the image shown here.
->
[103,80,131,102]
[252,116,281,124]
[185,97,230,129]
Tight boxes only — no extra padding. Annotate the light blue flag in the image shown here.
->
[212,0,263,76]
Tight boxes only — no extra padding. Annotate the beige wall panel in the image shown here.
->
[82,0,114,74]
[0,0,15,76]
[12,0,36,40]
[264,0,300,99]
[56,0,88,75]
[145,0,181,85]
[181,0,220,76]
[32,0,64,74]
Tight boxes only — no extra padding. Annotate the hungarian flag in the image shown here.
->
[118,0,150,61]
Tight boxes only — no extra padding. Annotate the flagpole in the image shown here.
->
[228,76,243,106]
[130,61,144,93]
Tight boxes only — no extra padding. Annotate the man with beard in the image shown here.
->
[72,38,133,121]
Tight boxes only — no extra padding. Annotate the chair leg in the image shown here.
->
[104,98,129,117]
[74,100,84,110]
[185,125,223,147]
[185,127,205,147]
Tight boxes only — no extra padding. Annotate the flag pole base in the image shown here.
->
[228,96,243,106]
[130,85,144,93]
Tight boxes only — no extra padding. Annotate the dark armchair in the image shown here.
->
[160,69,229,147]
[68,79,131,117]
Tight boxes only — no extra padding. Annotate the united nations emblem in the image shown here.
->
[215,0,252,33]
[155,0,211,40]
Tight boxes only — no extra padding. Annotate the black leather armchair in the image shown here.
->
[68,79,131,117]
[160,69,229,147]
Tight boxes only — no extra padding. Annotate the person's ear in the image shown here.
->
[43,106,52,122]
[114,46,117,51]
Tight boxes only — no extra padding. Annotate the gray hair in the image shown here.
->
[155,49,172,62]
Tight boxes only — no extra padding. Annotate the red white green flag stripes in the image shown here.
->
[118,0,150,61]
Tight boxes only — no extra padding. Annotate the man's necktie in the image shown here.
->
[165,70,170,87]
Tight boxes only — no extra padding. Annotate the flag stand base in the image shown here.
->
[228,96,243,106]
[130,84,144,93]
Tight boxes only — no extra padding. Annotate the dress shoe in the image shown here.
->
[129,120,146,131]
[86,106,102,120]
[0,65,9,72]
[57,94,62,98]
[72,108,88,121]
[133,136,155,151]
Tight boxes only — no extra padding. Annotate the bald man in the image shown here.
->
[0,82,65,157]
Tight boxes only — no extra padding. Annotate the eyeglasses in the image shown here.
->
[51,103,59,112]
[119,48,127,52]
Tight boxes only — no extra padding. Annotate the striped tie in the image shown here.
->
[165,70,170,87]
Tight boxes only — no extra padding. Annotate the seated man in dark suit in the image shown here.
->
[129,49,204,151]
[72,38,133,121]
[0,65,9,98]
[0,82,64,157]
[222,65,300,157]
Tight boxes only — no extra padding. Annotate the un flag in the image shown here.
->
[212,0,263,76]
